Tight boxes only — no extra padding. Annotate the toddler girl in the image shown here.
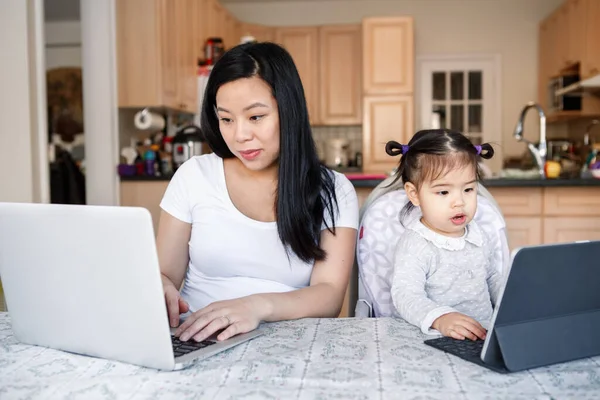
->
[387,129,503,341]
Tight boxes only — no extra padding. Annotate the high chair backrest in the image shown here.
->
[355,180,509,318]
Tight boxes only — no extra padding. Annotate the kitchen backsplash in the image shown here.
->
[311,125,363,161]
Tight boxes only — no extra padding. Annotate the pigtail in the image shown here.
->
[477,143,495,160]
[384,140,410,189]
[385,140,409,156]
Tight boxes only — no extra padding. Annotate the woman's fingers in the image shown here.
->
[178,314,213,341]
[178,297,189,314]
[192,316,230,342]
[165,291,181,328]
[217,321,241,341]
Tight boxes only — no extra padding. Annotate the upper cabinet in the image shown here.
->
[116,0,241,114]
[275,25,363,126]
[116,0,199,113]
[582,0,600,80]
[361,17,415,174]
[275,27,321,124]
[318,25,362,125]
[362,17,414,95]
[538,0,600,122]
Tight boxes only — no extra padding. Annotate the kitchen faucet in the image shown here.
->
[514,101,547,179]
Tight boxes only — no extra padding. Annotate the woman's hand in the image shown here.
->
[432,312,487,341]
[162,276,189,327]
[175,295,271,342]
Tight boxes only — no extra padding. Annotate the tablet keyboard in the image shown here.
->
[425,336,485,359]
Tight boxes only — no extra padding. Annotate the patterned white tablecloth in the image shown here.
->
[1,312,599,399]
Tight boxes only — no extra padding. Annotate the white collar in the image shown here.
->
[409,219,484,251]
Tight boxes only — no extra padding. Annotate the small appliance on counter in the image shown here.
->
[324,138,350,168]
[172,125,206,170]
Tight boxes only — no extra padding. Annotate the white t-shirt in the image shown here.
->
[160,153,359,312]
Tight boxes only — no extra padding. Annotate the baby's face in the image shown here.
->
[416,165,478,237]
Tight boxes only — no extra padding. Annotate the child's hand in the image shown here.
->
[432,312,487,341]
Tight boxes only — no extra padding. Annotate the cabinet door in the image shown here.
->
[568,0,585,66]
[319,25,362,125]
[223,10,239,49]
[275,27,320,124]
[556,3,570,69]
[120,182,170,234]
[504,217,543,250]
[583,0,600,79]
[206,0,226,40]
[362,17,413,95]
[240,23,275,43]
[116,0,162,107]
[362,95,413,174]
[159,0,180,110]
[193,0,209,64]
[177,0,199,113]
[544,217,600,244]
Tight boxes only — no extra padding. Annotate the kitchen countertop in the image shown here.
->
[120,173,600,188]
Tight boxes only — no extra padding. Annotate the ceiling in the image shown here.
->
[44,0,80,22]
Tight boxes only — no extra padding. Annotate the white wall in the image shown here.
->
[80,0,120,206]
[0,0,48,203]
[45,21,81,69]
[225,0,563,158]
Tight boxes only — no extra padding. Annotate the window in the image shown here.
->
[417,54,501,148]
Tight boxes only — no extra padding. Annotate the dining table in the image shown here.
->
[1,312,599,399]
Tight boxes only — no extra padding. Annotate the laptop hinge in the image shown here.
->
[495,309,600,372]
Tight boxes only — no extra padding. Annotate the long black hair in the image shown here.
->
[200,42,338,263]
[385,128,495,221]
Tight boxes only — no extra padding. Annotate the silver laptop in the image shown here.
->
[0,202,264,371]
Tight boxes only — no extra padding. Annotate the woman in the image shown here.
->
[157,42,359,343]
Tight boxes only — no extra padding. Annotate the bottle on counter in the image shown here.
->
[144,149,157,176]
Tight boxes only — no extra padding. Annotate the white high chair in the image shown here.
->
[354,177,510,318]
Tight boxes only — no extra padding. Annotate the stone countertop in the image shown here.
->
[119,173,600,188]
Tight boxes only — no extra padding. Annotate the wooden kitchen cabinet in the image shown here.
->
[275,27,320,125]
[362,95,414,174]
[538,21,551,112]
[116,0,199,113]
[582,0,600,80]
[567,0,585,69]
[488,186,600,251]
[120,181,169,234]
[538,0,600,121]
[503,217,543,250]
[275,25,362,126]
[362,16,414,95]
[318,25,362,125]
[542,187,600,243]
[360,17,415,174]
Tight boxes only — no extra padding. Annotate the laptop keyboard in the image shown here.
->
[424,336,484,360]
[171,335,216,358]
